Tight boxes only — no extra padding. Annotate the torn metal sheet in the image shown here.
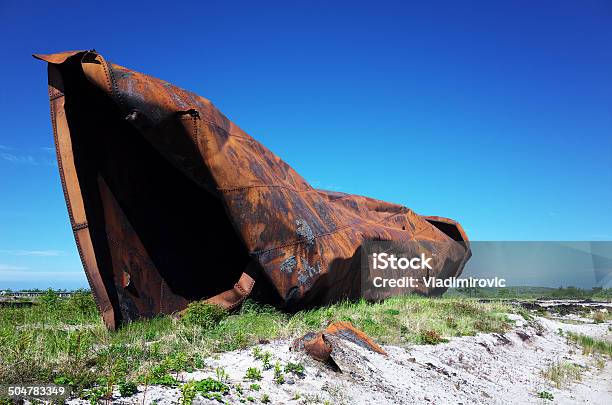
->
[35,50,471,330]
[291,332,333,363]
[292,321,386,370]
[324,321,387,356]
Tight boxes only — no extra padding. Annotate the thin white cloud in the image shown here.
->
[0,250,64,257]
[1,152,37,164]
[0,264,29,271]
[0,147,57,166]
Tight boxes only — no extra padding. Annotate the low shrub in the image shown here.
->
[181,301,227,329]
[419,330,448,345]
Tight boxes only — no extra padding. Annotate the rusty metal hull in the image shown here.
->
[35,50,471,330]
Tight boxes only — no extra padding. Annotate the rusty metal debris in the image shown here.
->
[35,50,471,330]
[292,332,333,362]
[292,321,387,370]
[324,321,387,355]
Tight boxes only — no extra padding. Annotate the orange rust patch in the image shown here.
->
[324,321,387,356]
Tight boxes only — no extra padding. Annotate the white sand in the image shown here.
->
[66,313,612,404]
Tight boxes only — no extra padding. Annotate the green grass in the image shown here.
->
[0,291,515,397]
[284,362,305,376]
[244,367,262,381]
[417,329,448,345]
[273,362,285,384]
[537,390,554,400]
[118,380,138,397]
[566,332,612,357]
[591,311,612,324]
[179,378,229,405]
[290,295,512,345]
[180,301,228,329]
[541,360,584,388]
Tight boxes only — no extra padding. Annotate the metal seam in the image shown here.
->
[72,222,88,231]
[218,184,314,193]
[101,55,125,111]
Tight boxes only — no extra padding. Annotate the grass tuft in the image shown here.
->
[542,360,583,388]
[181,301,228,329]
[244,367,262,381]
[418,330,448,345]
[118,380,138,397]
[537,390,554,400]
[284,362,305,376]
[566,332,612,357]
[180,378,228,404]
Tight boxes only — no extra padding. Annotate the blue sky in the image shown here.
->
[0,1,611,289]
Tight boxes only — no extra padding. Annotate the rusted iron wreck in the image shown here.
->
[36,50,471,330]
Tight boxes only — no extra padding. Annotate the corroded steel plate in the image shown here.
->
[35,50,471,330]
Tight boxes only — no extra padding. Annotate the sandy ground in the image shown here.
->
[65,312,612,405]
